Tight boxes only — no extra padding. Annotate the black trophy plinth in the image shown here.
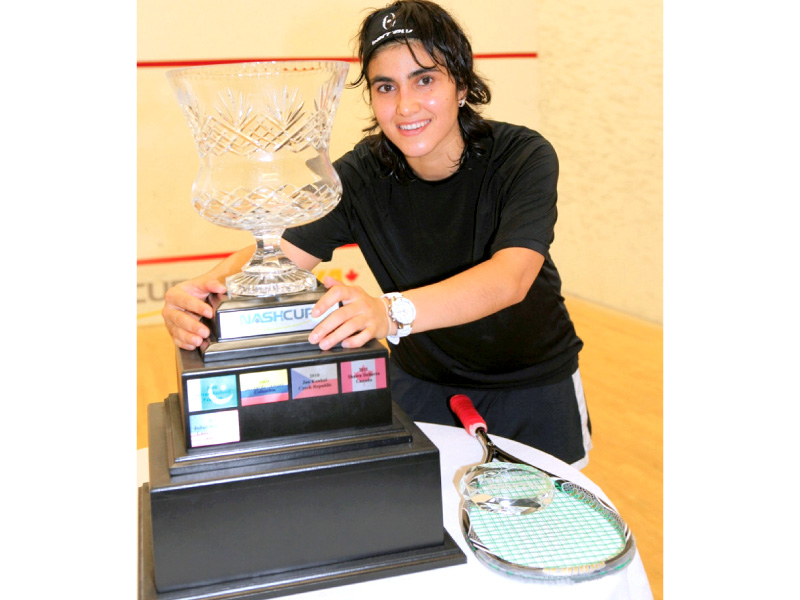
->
[138,300,466,599]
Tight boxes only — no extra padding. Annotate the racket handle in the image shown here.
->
[450,394,487,437]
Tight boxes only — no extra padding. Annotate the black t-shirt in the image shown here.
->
[283,121,582,388]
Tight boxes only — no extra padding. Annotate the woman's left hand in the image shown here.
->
[308,276,390,350]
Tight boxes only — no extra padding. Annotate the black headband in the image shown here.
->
[363,5,420,66]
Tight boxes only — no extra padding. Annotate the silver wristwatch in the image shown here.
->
[381,292,416,345]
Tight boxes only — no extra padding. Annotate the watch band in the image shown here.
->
[381,292,416,345]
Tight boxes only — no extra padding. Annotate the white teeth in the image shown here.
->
[399,121,429,131]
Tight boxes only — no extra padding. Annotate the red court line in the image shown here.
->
[137,57,358,68]
[137,252,233,266]
[474,52,537,60]
[136,53,537,68]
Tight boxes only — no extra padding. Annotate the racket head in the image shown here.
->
[461,475,636,583]
[450,393,636,582]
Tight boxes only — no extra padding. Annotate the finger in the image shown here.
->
[323,275,342,288]
[200,278,227,296]
[165,287,214,320]
[313,309,375,351]
[311,282,353,318]
[317,320,365,351]
[163,306,211,345]
[185,297,215,320]
[165,320,203,351]
[339,328,373,349]
[308,304,351,346]
[173,335,200,352]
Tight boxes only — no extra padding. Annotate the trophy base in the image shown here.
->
[226,268,318,298]
[138,495,464,600]
[138,397,466,599]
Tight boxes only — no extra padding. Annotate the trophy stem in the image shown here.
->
[225,227,317,297]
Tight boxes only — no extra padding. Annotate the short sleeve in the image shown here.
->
[489,135,559,258]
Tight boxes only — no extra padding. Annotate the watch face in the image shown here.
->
[392,298,416,324]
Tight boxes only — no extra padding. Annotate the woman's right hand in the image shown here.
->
[162,276,228,350]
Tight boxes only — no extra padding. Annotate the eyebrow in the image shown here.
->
[370,66,439,86]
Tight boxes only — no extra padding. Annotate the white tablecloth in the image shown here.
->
[137,422,653,600]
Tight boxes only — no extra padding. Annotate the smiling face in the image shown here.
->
[367,41,466,181]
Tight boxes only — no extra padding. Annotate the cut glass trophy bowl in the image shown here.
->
[167,61,350,297]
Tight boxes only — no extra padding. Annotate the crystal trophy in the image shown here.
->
[138,62,466,599]
[167,61,350,359]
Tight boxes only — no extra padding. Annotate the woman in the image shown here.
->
[162,0,592,467]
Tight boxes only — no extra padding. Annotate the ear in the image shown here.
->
[457,86,468,107]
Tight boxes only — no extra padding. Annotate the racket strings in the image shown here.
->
[466,488,628,571]
[558,481,628,533]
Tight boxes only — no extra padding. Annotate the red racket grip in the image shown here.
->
[450,394,487,437]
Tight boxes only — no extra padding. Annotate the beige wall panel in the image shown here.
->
[477,59,541,129]
[137,1,360,60]
[137,1,537,60]
[536,0,663,323]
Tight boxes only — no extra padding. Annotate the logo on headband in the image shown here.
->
[369,9,415,49]
[382,13,397,30]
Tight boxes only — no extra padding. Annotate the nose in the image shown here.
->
[396,88,419,116]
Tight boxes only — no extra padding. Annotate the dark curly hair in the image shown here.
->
[352,1,492,181]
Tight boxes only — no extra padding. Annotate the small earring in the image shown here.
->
[458,98,466,107]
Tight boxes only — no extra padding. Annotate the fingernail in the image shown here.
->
[309,333,319,344]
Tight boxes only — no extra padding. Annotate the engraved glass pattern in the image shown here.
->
[167,61,350,296]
